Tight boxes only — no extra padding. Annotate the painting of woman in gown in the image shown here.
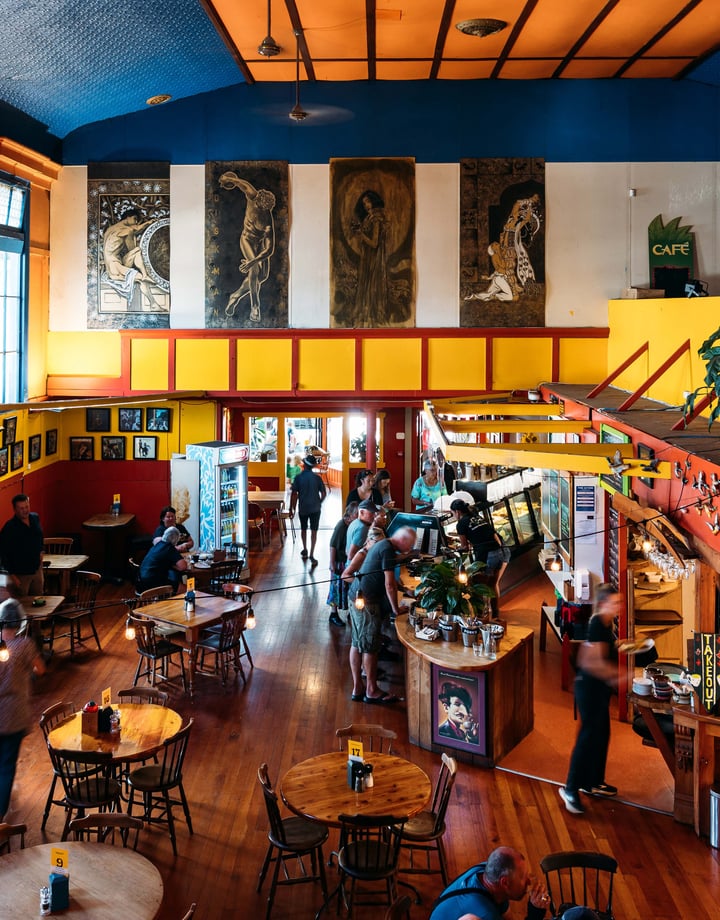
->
[330,157,415,329]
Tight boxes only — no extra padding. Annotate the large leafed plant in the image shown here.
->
[413,554,494,621]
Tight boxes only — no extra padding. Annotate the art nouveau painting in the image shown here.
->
[460,158,545,327]
[330,157,415,328]
[87,163,170,329]
[205,161,289,328]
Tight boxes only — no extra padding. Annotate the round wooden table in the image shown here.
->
[280,751,432,827]
[0,842,163,918]
[47,703,182,764]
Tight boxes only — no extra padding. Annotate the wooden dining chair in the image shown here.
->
[129,614,187,692]
[221,583,255,671]
[136,584,183,639]
[256,762,329,920]
[196,609,248,687]
[336,723,397,754]
[0,822,26,854]
[207,558,244,595]
[38,700,77,830]
[337,812,407,915]
[47,747,123,840]
[392,753,458,896]
[68,813,143,849]
[127,719,194,856]
[117,686,169,706]
[540,851,618,920]
[50,570,102,656]
[44,536,74,554]
[247,501,267,549]
[384,894,413,920]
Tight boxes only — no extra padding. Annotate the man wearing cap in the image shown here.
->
[344,499,378,566]
[289,454,327,566]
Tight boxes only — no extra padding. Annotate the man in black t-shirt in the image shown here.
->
[289,455,327,566]
[0,494,44,596]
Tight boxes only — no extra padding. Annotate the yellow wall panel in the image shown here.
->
[175,339,229,391]
[131,338,169,391]
[298,339,355,390]
[237,339,293,391]
[363,339,421,390]
[47,331,121,376]
[427,338,486,390]
[493,338,552,390]
[609,298,713,406]
[558,338,608,384]
[178,400,217,450]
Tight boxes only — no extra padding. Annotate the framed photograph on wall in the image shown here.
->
[29,434,42,462]
[2,416,17,447]
[599,424,631,497]
[86,408,111,432]
[0,447,8,476]
[638,443,655,489]
[101,436,125,460]
[118,407,143,432]
[431,664,487,756]
[70,437,94,461]
[11,441,24,471]
[134,435,157,460]
[146,408,170,432]
[46,429,58,456]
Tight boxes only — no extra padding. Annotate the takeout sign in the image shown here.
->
[692,633,720,714]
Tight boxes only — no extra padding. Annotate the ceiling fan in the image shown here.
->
[257,0,281,56]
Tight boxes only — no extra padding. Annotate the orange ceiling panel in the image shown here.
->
[561,59,630,79]
[314,61,371,81]
[377,0,444,60]
[438,60,497,80]
[499,59,564,80]
[650,5,720,55]
[512,0,610,57]
[442,0,526,58]
[623,58,696,79]
[299,0,368,60]
[375,60,434,80]
[580,0,693,57]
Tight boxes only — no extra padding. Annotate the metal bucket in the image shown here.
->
[460,626,479,647]
[439,618,458,642]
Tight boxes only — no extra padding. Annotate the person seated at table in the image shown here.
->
[138,526,188,594]
[152,506,193,553]
[430,846,549,920]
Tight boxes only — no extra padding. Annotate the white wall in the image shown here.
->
[49,162,720,332]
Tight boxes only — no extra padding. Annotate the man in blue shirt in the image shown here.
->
[430,847,549,920]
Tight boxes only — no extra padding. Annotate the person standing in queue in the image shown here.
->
[559,583,621,815]
[430,846,549,920]
[410,459,447,512]
[289,454,326,567]
[0,494,44,596]
[0,580,46,822]
[327,502,358,627]
[346,526,415,704]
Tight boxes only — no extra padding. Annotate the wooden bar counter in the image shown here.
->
[395,615,534,767]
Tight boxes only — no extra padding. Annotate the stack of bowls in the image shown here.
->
[652,674,673,701]
[632,676,652,696]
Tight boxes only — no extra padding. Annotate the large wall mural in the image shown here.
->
[205,161,289,329]
[460,158,545,328]
[87,163,170,329]
[330,157,415,328]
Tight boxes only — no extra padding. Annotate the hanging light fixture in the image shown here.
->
[457,558,468,585]
[354,587,365,610]
[124,617,136,641]
[289,31,309,122]
[258,0,281,56]
[455,18,508,38]
[246,607,256,629]
[0,628,8,662]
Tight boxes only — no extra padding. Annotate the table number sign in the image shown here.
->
[187,577,196,593]
[347,740,364,762]
[102,687,112,709]
[50,847,69,874]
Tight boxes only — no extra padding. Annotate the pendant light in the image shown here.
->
[289,31,308,122]
[258,0,281,57]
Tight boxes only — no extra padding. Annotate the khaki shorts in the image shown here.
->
[349,602,384,654]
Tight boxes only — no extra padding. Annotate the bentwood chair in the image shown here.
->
[47,747,122,841]
[129,614,187,692]
[337,813,407,915]
[50,570,102,656]
[247,501,267,549]
[127,720,194,856]
[540,851,618,920]
[0,822,27,854]
[336,723,397,754]
[68,813,143,849]
[393,753,457,899]
[221,583,255,671]
[256,762,329,920]
[384,894,413,920]
[136,584,183,639]
[38,700,77,830]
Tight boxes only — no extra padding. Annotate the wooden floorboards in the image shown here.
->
[9,527,720,919]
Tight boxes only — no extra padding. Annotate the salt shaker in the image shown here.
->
[40,886,51,916]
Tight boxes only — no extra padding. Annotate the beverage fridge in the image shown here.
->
[175,441,249,552]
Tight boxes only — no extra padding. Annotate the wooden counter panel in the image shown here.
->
[396,616,534,766]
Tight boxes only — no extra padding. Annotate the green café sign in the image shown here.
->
[648,214,694,276]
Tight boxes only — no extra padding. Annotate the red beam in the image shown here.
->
[586,342,649,398]
[617,340,690,410]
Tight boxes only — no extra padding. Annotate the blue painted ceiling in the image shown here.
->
[2,0,720,144]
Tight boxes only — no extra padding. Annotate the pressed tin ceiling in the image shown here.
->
[2,0,720,138]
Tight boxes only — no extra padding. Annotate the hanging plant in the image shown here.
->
[683,325,720,428]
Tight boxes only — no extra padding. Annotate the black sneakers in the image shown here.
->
[580,783,618,797]
[329,613,345,627]
[559,787,584,814]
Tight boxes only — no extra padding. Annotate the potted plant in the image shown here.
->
[413,553,494,621]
